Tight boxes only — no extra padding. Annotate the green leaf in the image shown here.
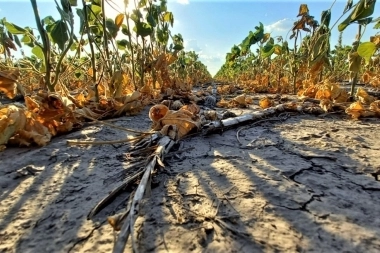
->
[21,35,31,43]
[321,10,331,27]
[133,22,153,37]
[146,13,157,28]
[338,0,376,32]
[13,35,22,48]
[173,44,184,51]
[117,39,130,50]
[131,9,143,23]
[226,45,241,62]
[43,16,56,26]
[89,4,102,22]
[310,33,330,61]
[121,24,130,36]
[21,34,34,47]
[4,22,26,35]
[70,41,78,51]
[239,22,264,55]
[106,18,118,38]
[138,0,147,8]
[91,0,101,6]
[32,46,44,60]
[76,9,85,33]
[50,20,69,50]
[373,17,380,29]
[69,0,78,6]
[160,0,167,12]
[261,40,275,58]
[357,41,377,64]
[357,17,373,26]
[156,28,169,44]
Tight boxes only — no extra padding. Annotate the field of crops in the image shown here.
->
[1,0,380,252]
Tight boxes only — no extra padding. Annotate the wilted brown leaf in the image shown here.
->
[333,89,349,103]
[0,70,19,99]
[245,96,253,104]
[0,104,52,150]
[259,97,273,109]
[348,52,362,72]
[346,101,364,119]
[115,13,124,28]
[180,102,200,115]
[356,88,375,104]
[298,4,309,17]
[156,110,200,139]
[369,100,380,115]
[110,70,135,98]
[320,99,332,112]
[216,98,229,108]
[233,94,247,107]
[315,88,331,100]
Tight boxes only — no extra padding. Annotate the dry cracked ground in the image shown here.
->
[0,106,380,253]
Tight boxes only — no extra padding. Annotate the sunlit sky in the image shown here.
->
[0,0,378,76]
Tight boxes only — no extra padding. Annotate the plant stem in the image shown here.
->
[124,12,136,88]
[292,30,299,94]
[101,0,112,77]
[82,0,98,101]
[30,0,53,91]
[350,24,362,100]
[52,0,75,88]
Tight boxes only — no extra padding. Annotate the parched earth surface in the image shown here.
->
[1,102,380,253]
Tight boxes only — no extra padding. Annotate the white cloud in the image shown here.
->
[265,18,294,34]
[184,39,202,52]
[199,53,223,63]
[177,0,189,4]
[198,53,225,76]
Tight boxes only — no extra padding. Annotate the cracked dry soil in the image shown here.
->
[1,107,380,253]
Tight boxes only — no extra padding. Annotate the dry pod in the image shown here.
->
[149,104,169,122]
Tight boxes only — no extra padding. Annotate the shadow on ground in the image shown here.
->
[1,109,380,253]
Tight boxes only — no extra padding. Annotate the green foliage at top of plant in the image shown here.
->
[0,0,211,101]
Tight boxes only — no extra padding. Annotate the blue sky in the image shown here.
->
[0,0,378,76]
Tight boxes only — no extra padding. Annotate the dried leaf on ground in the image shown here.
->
[0,70,19,99]
[356,88,376,105]
[345,101,364,119]
[24,93,77,136]
[155,110,200,139]
[320,99,332,112]
[245,96,253,104]
[180,102,200,115]
[0,104,52,150]
[259,97,273,109]
[369,100,380,115]
[216,98,229,108]
[232,94,247,107]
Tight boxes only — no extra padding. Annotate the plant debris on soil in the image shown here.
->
[1,91,380,253]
